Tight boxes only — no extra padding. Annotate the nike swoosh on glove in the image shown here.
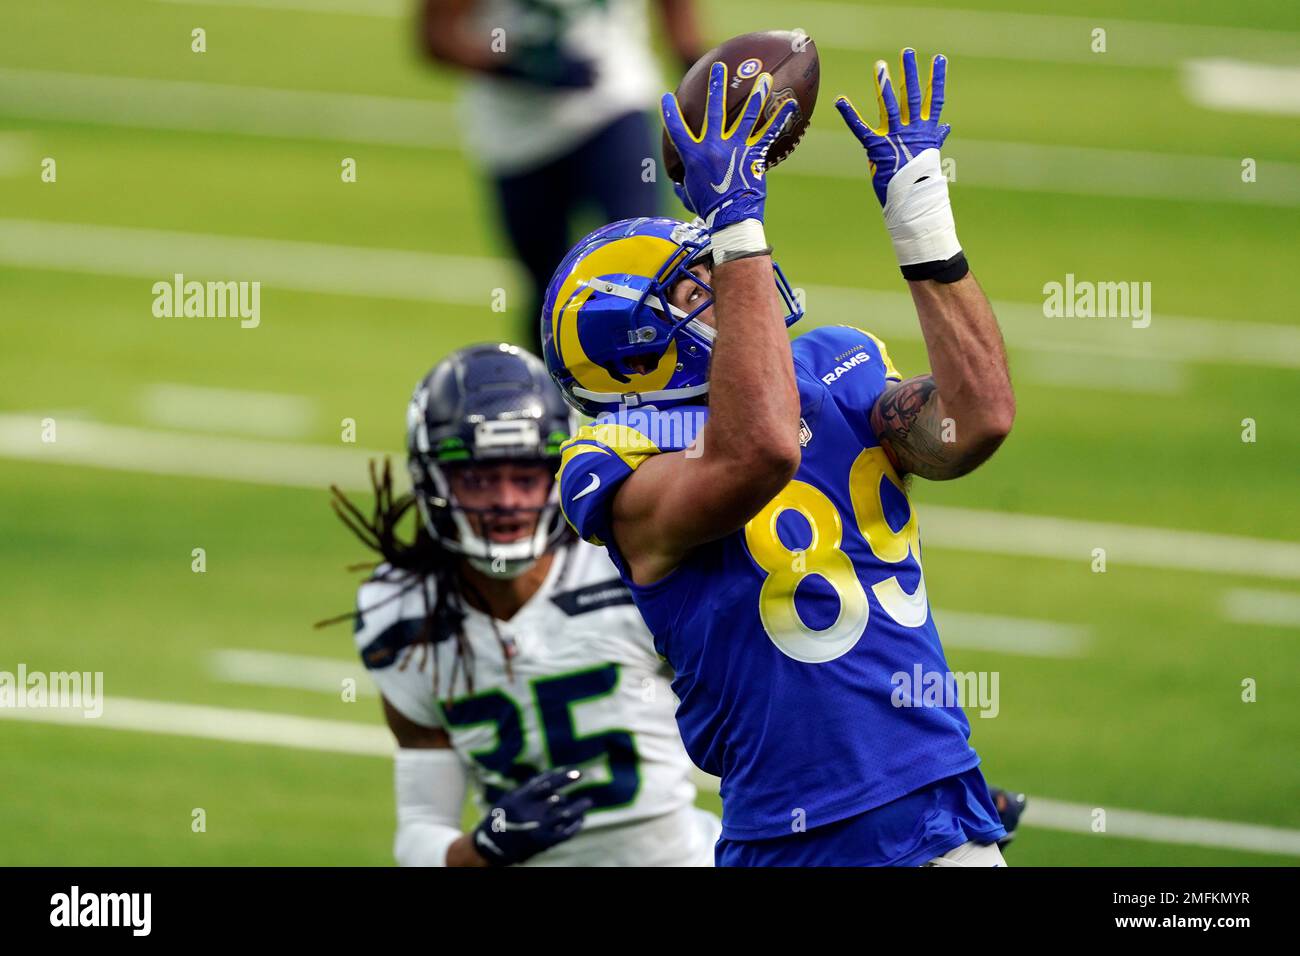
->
[661,62,799,232]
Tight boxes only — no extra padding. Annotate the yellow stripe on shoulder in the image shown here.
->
[836,325,903,381]
[561,422,663,474]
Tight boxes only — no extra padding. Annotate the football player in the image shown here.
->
[330,343,720,866]
[542,51,1018,865]
[418,0,706,346]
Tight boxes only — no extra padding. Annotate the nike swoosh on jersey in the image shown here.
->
[573,473,602,500]
[710,148,738,193]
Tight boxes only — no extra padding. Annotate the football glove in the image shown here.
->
[835,49,965,280]
[662,62,799,255]
[471,767,593,866]
[989,786,1027,849]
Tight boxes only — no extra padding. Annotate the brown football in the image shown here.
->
[662,29,819,186]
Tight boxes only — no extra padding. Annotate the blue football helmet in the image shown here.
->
[540,217,803,418]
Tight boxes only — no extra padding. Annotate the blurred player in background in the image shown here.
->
[419,0,706,347]
[544,51,1019,865]
[327,343,719,866]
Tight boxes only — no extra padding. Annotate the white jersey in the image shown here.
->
[460,0,661,174]
[354,540,719,866]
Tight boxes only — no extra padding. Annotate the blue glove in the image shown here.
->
[471,767,593,866]
[834,48,951,207]
[661,62,799,231]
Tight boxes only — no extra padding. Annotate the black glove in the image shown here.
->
[989,786,1027,849]
[472,767,594,866]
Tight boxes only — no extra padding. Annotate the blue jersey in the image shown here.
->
[558,325,997,844]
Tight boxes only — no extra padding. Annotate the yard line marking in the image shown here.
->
[1221,588,1300,628]
[0,132,36,177]
[1009,353,1186,395]
[1,696,392,757]
[209,649,373,695]
[923,504,1300,583]
[4,219,1299,373]
[934,611,1088,658]
[6,695,1299,857]
[792,130,1300,209]
[153,0,407,16]
[801,284,1300,372]
[0,219,510,307]
[1184,58,1300,116]
[213,616,1085,694]
[5,65,1300,207]
[0,415,385,491]
[141,383,316,439]
[1017,798,1300,858]
[3,415,1299,580]
[151,0,1300,69]
[0,68,455,149]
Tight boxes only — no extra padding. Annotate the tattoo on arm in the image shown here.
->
[870,375,962,480]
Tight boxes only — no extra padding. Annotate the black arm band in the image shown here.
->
[900,251,970,284]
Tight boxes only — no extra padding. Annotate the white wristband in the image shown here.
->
[709,219,769,264]
[882,148,962,267]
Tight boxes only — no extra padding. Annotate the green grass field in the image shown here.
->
[2,0,1298,865]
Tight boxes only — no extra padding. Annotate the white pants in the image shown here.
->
[923,840,1007,867]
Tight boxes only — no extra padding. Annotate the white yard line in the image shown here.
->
[0,414,386,491]
[209,649,373,695]
[5,219,1300,373]
[3,414,1299,580]
[208,616,1080,712]
[141,383,316,439]
[4,65,1300,207]
[800,284,1300,372]
[0,219,509,307]
[0,132,36,177]
[0,68,455,149]
[1,695,391,757]
[4,694,1298,857]
[149,0,1300,69]
[792,130,1300,208]
[924,504,1300,583]
[1183,58,1300,116]
[1221,588,1300,628]
[934,611,1088,658]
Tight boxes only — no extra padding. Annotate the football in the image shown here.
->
[662,29,820,186]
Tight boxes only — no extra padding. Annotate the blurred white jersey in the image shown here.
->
[460,0,661,174]
[354,540,719,866]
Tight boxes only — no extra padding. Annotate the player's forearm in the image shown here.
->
[708,256,801,489]
[907,272,1015,459]
[656,0,707,70]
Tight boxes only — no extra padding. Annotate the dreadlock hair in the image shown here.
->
[316,457,492,704]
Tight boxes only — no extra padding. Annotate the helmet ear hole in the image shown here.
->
[624,352,663,375]
[603,351,664,383]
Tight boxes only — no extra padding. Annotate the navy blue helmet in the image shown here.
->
[406,343,574,577]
